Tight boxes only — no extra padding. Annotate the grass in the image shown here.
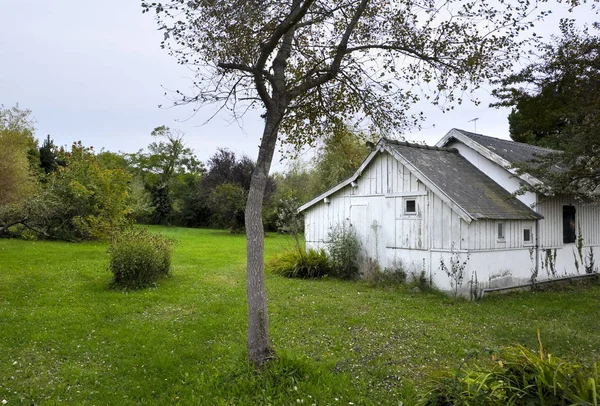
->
[0,226,599,405]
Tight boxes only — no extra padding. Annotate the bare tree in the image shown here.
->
[142,0,579,367]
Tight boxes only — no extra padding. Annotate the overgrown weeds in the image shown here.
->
[420,331,599,405]
[327,224,360,279]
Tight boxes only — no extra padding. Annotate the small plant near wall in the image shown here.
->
[574,222,596,274]
[468,271,480,301]
[365,259,408,288]
[586,248,595,274]
[541,248,557,278]
[529,247,539,290]
[266,248,330,278]
[439,243,469,298]
[327,223,361,279]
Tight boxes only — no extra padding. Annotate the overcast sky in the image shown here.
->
[1,1,595,172]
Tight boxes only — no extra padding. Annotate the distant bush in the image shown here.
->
[420,336,599,405]
[108,228,173,289]
[327,224,360,279]
[266,248,330,279]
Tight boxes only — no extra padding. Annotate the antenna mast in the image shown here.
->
[468,118,479,133]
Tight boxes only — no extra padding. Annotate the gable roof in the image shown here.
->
[299,138,542,222]
[385,139,542,221]
[436,128,561,186]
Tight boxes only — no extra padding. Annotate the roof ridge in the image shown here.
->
[383,137,458,153]
[453,128,557,153]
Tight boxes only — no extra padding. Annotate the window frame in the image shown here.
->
[523,227,533,245]
[497,222,505,242]
[404,198,417,215]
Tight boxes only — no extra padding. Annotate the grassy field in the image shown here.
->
[1,226,599,405]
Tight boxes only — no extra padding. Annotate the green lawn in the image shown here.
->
[1,226,599,405]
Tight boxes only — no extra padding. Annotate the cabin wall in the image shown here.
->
[445,140,537,207]
[535,195,600,276]
[304,151,427,262]
[304,187,352,248]
[303,148,600,294]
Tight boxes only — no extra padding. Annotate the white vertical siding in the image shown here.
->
[304,188,352,246]
[465,219,535,250]
[537,195,600,248]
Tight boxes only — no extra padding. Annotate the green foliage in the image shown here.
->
[327,224,361,279]
[39,134,60,174]
[365,265,408,288]
[0,105,37,206]
[275,194,304,235]
[46,142,132,240]
[492,21,600,200]
[108,228,173,289]
[209,183,247,233]
[0,113,134,241]
[420,337,599,406]
[266,248,330,279]
[127,126,203,225]
[310,127,371,196]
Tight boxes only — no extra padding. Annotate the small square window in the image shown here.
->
[523,228,532,244]
[405,199,416,214]
[497,222,505,241]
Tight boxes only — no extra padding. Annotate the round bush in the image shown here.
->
[108,228,173,289]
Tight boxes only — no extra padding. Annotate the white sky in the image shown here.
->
[0,1,595,172]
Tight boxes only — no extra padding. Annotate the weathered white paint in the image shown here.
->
[303,150,552,292]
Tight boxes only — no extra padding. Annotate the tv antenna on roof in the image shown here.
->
[468,117,479,133]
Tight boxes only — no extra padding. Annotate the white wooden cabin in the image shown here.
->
[298,130,600,292]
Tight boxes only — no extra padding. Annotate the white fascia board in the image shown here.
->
[437,129,543,187]
[383,144,474,224]
[297,147,382,213]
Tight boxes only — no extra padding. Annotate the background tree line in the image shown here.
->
[492,20,600,200]
[0,104,370,240]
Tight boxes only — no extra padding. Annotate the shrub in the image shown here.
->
[327,224,360,279]
[266,248,330,279]
[365,261,408,288]
[108,228,173,289]
[420,335,599,405]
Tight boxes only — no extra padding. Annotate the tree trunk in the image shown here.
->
[245,109,283,367]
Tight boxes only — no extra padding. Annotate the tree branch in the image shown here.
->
[289,0,369,98]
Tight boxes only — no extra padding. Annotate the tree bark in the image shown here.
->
[245,108,284,367]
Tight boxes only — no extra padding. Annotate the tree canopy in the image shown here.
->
[127,126,204,224]
[492,20,600,199]
[0,105,37,205]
